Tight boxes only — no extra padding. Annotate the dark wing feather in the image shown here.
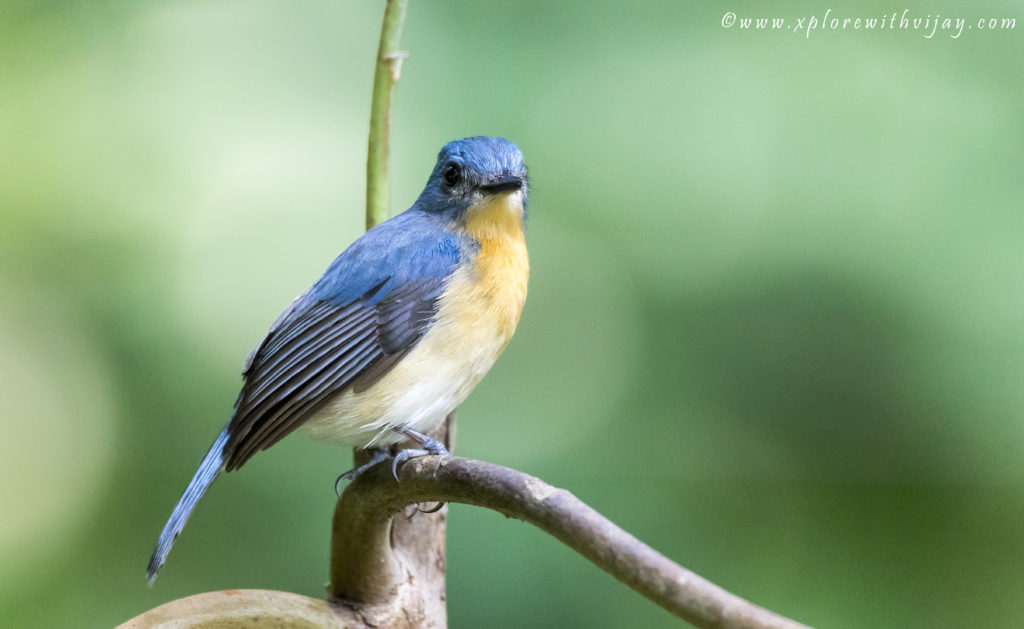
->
[351,276,445,393]
[220,210,467,471]
[222,274,448,471]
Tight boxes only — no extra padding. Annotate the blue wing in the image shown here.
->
[222,211,465,470]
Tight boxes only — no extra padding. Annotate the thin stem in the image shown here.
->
[365,0,410,230]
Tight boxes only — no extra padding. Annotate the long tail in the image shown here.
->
[147,427,230,586]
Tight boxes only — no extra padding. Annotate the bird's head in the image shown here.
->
[415,136,528,233]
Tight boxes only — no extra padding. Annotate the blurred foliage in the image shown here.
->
[1,1,1022,627]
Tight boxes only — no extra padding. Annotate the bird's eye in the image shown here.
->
[442,163,461,187]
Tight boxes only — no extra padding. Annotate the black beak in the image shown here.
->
[480,174,523,194]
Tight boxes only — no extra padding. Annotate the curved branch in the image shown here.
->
[329,455,812,629]
[117,589,355,628]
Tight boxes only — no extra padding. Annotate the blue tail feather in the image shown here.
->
[147,427,230,586]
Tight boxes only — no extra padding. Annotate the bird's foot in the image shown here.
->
[389,427,450,481]
[333,427,450,494]
[334,450,390,495]
[391,427,450,512]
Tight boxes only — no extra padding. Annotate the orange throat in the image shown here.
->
[461,191,530,339]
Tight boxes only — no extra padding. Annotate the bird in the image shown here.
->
[147,136,529,585]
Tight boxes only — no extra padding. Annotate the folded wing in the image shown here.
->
[223,223,461,471]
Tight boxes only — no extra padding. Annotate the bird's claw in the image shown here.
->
[389,427,451,481]
[390,448,430,481]
[334,450,390,495]
[336,428,451,492]
[334,472,350,496]
[416,501,447,514]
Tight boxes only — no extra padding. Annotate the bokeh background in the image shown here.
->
[1,1,1021,627]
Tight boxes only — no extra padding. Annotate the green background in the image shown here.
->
[1,1,1021,627]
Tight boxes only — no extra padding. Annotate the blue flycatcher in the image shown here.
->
[148,136,529,584]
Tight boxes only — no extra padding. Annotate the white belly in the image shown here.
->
[303,311,504,446]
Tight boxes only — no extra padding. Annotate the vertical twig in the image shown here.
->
[365,0,410,230]
[329,2,452,625]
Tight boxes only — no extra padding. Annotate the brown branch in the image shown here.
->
[122,441,811,629]
[330,420,452,628]
[328,455,813,629]
[117,589,355,628]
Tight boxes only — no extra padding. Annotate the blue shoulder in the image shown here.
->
[307,210,470,306]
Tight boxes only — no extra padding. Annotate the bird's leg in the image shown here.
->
[334,449,390,495]
[390,426,451,481]
[393,426,450,455]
